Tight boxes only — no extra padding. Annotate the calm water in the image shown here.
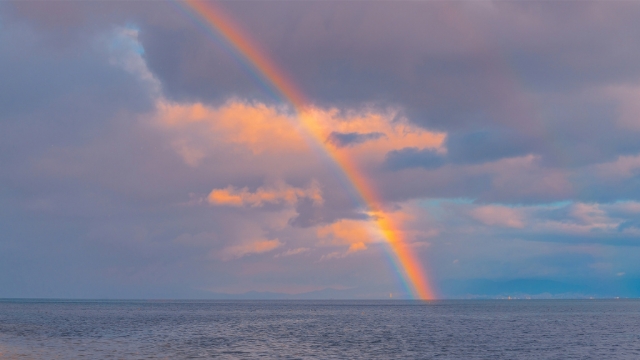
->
[0,299,639,359]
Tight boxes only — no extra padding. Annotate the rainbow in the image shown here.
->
[180,0,435,299]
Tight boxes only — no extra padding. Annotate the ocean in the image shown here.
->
[0,299,639,359]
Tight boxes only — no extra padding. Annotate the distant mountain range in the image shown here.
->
[203,288,396,300]
[203,278,640,300]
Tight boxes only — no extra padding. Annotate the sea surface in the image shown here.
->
[0,299,639,359]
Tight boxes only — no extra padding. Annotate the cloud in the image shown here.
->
[207,182,323,208]
[602,85,640,131]
[384,147,445,170]
[592,154,640,180]
[316,218,379,252]
[105,26,161,96]
[470,205,525,229]
[154,100,309,156]
[132,0,640,171]
[326,131,385,147]
[152,98,445,178]
[347,242,368,253]
[569,203,609,226]
[445,129,532,165]
[5,1,640,299]
[274,247,311,258]
[427,199,640,245]
[313,107,445,166]
[220,239,283,260]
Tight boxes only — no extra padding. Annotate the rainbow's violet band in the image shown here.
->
[180,0,435,300]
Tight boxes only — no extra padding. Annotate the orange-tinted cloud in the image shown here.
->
[152,99,446,168]
[274,247,311,258]
[316,219,376,251]
[315,204,434,258]
[207,181,323,207]
[219,239,283,260]
[347,241,367,252]
[155,100,309,157]
[300,106,446,166]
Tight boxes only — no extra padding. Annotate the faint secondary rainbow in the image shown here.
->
[181,0,435,300]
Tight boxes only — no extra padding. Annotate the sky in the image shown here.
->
[2,1,640,299]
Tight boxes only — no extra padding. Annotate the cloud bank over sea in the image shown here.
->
[2,1,640,298]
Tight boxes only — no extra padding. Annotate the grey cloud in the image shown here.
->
[384,147,445,171]
[447,201,640,246]
[326,131,385,148]
[445,129,532,165]
[288,196,370,228]
[497,2,640,92]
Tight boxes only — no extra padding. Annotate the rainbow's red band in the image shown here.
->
[183,0,434,300]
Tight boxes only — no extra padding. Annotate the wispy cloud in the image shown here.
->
[219,239,283,260]
[274,247,311,258]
